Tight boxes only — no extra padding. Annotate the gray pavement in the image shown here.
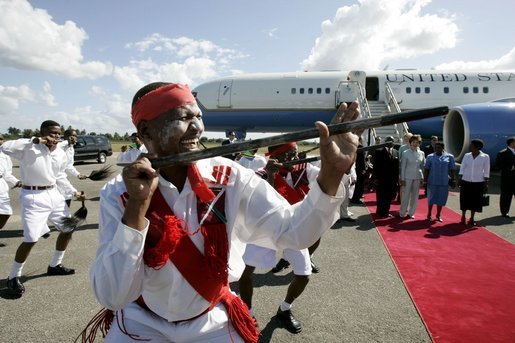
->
[0,153,513,342]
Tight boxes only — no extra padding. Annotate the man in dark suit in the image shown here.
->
[221,131,238,160]
[350,137,366,204]
[496,137,515,218]
[373,136,399,217]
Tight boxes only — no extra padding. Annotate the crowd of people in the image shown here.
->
[1,82,513,342]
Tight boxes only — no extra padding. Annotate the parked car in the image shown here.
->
[74,135,113,163]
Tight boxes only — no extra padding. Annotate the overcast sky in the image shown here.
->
[1,0,514,137]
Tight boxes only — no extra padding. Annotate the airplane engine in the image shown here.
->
[443,100,515,166]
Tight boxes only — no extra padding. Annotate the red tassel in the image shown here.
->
[188,165,216,203]
[201,223,229,282]
[75,308,114,343]
[221,292,260,343]
[144,214,186,268]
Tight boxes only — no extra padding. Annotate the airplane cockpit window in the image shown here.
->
[483,87,489,94]
[463,87,469,94]
[473,87,479,94]
[444,87,449,94]
[317,88,322,94]
[425,87,430,94]
[291,88,296,94]
[300,88,305,94]
[325,88,330,94]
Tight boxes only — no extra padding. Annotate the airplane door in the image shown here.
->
[366,77,379,101]
[218,80,233,108]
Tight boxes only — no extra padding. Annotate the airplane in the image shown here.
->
[192,69,515,165]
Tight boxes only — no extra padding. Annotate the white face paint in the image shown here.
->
[147,104,204,157]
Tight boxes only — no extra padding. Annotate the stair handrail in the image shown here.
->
[384,82,409,139]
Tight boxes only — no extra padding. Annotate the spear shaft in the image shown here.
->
[119,106,447,168]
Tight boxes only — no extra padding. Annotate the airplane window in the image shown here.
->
[325,88,330,94]
[415,87,421,94]
[300,88,305,94]
[291,88,296,94]
[406,87,411,94]
[473,87,479,94]
[308,88,313,94]
[425,87,430,94]
[444,87,449,94]
[483,87,489,93]
[463,87,469,94]
[317,88,322,94]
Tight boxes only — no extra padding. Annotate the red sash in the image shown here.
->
[274,165,310,204]
[141,186,258,342]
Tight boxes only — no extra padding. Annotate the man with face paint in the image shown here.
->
[89,82,360,342]
[1,120,86,296]
[239,142,321,334]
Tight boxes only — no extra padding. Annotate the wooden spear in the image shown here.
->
[119,106,448,168]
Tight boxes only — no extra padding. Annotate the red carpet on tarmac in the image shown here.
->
[364,190,515,343]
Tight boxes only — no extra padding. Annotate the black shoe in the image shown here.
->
[42,232,50,239]
[350,199,363,205]
[7,277,25,296]
[271,258,290,273]
[310,260,320,273]
[47,264,75,276]
[276,307,302,333]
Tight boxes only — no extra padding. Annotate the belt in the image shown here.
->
[22,185,55,190]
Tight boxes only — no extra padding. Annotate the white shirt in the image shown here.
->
[459,151,490,182]
[57,141,80,177]
[0,138,77,196]
[237,154,267,171]
[0,151,19,195]
[117,144,148,163]
[90,157,344,321]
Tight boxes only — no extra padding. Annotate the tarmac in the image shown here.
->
[0,153,513,343]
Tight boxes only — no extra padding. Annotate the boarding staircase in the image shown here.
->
[338,80,408,146]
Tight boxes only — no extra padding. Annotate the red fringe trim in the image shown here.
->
[221,292,260,343]
[75,308,113,343]
[144,214,186,268]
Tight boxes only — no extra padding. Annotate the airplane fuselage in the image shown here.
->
[193,70,515,138]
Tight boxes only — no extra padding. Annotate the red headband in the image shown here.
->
[266,142,297,157]
[131,83,196,126]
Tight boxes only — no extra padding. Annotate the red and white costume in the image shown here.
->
[91,157,344,342]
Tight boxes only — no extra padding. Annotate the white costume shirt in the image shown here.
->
[91,157,344,322]
[0,151,19,195]
[117,144,148,163]
[459,151,490,182]
[0,138,77,196]
[57,141,80,177]
[237,154,267,171]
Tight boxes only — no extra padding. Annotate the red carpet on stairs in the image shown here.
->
[364,190,515,343]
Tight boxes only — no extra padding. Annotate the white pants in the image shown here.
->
[0,193,13,215]
[105,302,244,343]
[19,188,71,242]
[399,179,421,216]
[243,244,312,276]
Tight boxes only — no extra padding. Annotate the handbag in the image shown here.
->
[482,194,490,206]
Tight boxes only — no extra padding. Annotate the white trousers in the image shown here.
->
[104,302,244,343]
[399,179,421,216]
